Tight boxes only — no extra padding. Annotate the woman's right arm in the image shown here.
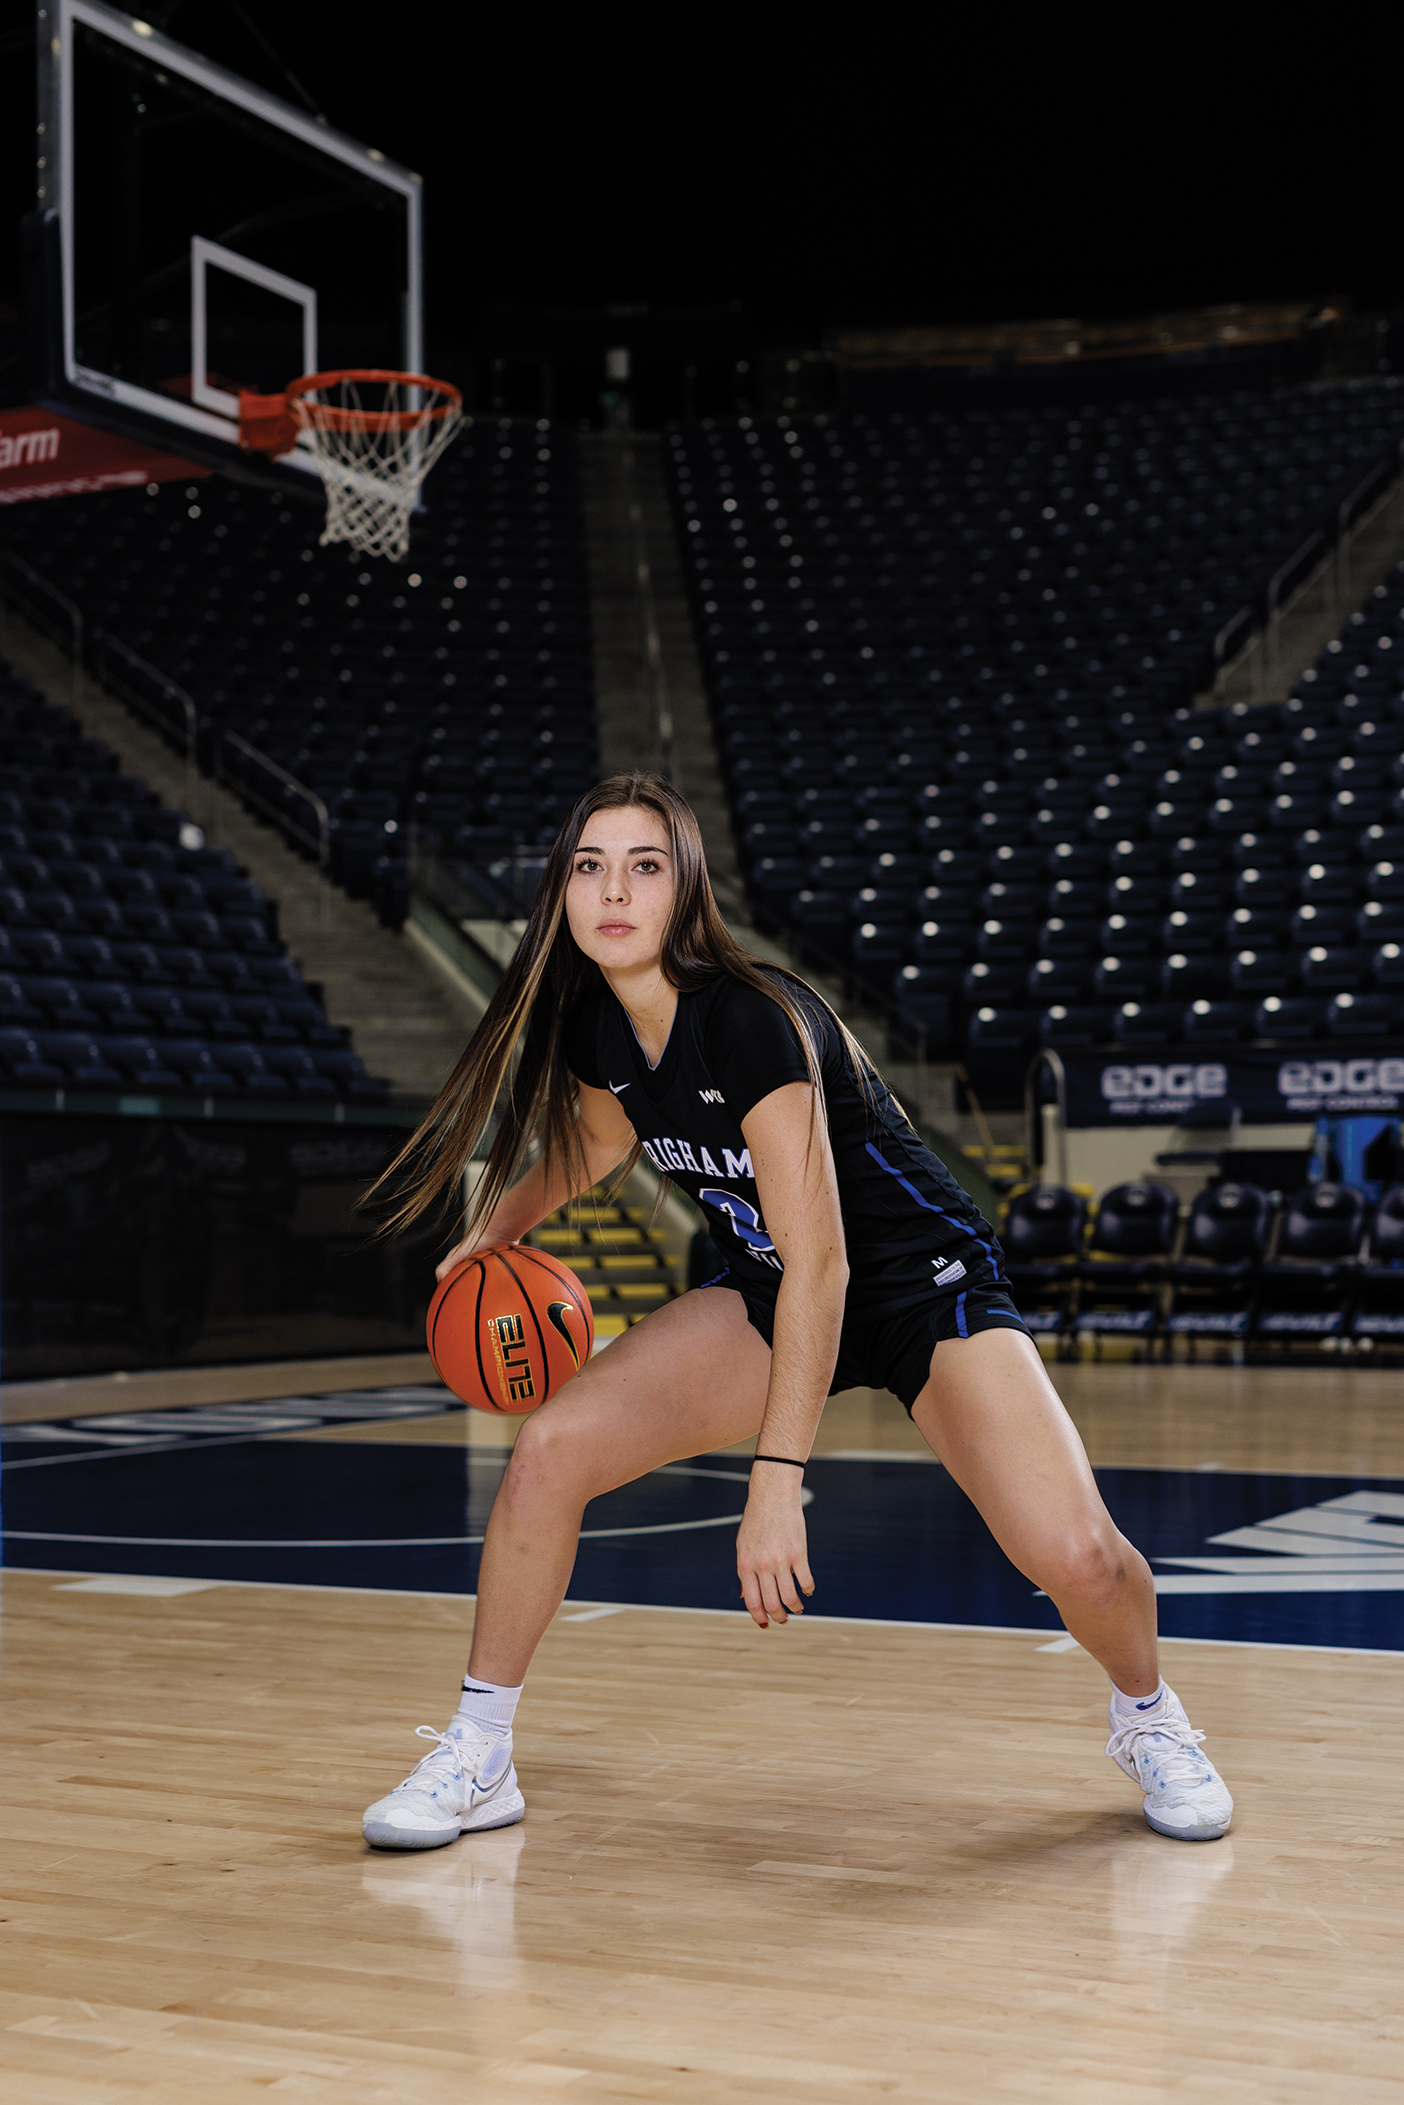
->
[435,1082,637,1279]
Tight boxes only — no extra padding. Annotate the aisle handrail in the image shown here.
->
[0,549,83,713]
[89,632,199,819]
[216,729,330,877]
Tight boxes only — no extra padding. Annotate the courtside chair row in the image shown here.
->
[663,386,1404,1061]
[0,665,387,1101]
[1005,1178,1404,1353]
[0,420,597,926]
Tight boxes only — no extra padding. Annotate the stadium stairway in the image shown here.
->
[0,607,477,1100]
[580,431,746,918]
[529,1184,685,1346]
[578,434,1004,1195]
[1215,441,1404,708]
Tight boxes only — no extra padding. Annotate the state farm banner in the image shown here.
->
[1060,1047,1404,1127]
[0,406,207,506]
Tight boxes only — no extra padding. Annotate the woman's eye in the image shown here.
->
[634,859,660,873]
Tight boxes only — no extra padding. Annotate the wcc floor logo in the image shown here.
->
[1155,1489,1404,1596]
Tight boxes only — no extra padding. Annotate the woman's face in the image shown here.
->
[565,804,676,976]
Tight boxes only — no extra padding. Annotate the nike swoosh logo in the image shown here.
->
[608,1080,630,1094]
[547,1299,584,1370]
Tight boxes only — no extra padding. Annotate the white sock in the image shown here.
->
[452,1675,523,1740]
[1111,1678,1166,1718]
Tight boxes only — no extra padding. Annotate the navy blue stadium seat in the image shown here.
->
[1075,1182,1179,1345]
[966,1005,1033,1052]
[1299,946,1366,994]
[1040,1003,1113,1048]
[98,1036,183,1089]
[1255,995,1326,1040]
[1003,1185,1087,1335]
[0,1026,61,1080]
[1113,1000,1183,1046]
[218,1043,289,1093]
[1163,1182,1273,1353]
[1256,1182,1368,1344]
[263,1047,337,1095]
[312,1048,388,1099]
[1230,948,1289,994]
[1352,1185,1404,1344]
[162,1040,238,1091]
[852,921,908,970]
[38,1029,122,1085]
[1183,999,1254,1043]
[1326,992,1395,1037]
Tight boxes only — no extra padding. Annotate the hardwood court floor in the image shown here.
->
[1,1571,1401,2103]
[3,1355,1404,2099]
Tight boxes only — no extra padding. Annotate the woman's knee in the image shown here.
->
[1038,1525,1142,1608]
[504,1402,609,1501]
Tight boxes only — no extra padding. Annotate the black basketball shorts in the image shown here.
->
[699,1267,1032,1413]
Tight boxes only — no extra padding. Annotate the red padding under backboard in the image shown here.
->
[0,406,210,507]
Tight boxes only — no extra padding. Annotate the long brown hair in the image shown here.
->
[371,770,875,1241]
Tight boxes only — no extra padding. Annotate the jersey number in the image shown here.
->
[699,1187,783,1272]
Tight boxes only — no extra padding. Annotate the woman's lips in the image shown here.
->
[596,921,635,935]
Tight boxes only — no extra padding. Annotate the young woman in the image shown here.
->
[362,772,1232,1850]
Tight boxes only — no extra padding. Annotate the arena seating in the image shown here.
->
[1000,1184,1086,1332]
[1254,1180,1368,1343]
[1003,1175,1404,1353]
[0,661,387,1099]
[1352,1182,1404,1341]
[666,385,1404,1061]
[0,420,597,924]
[1162,1180,1274,1348]
[1071,1180,1179,1342]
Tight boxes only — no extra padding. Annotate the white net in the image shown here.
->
[289,371,463,563]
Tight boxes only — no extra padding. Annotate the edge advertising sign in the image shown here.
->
[1060,1048,1404,1127]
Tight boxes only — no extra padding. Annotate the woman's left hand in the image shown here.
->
[737,1472,814,1628]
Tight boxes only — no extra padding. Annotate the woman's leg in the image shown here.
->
[910,1328,1159,1694]
[469,1285,772,1685]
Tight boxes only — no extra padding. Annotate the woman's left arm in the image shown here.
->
[735,1079,849,1629]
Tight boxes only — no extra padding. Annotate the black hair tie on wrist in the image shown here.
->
[752,1454,806,1468]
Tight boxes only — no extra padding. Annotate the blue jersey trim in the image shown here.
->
[862,1141,998,1270]
[955,1291,968,1338]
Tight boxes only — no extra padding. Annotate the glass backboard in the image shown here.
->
[34,0,422,485]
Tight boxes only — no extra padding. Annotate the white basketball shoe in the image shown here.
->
[362,1719,525,1851]
[1105,1684,1233,1841]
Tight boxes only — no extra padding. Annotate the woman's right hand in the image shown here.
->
[436,1235,509,1281]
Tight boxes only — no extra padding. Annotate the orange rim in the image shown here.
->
[285,367,463,434]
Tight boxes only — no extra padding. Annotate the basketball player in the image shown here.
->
[362,773,1232,1849]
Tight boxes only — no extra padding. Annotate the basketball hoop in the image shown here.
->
[238,368,463,562]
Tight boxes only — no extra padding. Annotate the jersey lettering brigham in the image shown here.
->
[639,1137,751,1181]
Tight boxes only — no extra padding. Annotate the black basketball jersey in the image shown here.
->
[562,972,1008,1315]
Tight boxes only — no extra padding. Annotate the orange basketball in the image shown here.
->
[426,1244,594,1414]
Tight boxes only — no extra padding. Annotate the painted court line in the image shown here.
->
[14,1572,1404,1658]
